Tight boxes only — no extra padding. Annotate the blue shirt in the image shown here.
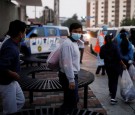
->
[0,38,20,84]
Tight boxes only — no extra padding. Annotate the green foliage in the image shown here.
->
[61,14,81,28]
[120,18,135,26]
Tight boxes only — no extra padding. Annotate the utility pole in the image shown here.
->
[54,0,59,25]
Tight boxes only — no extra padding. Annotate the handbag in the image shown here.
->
[120,69,135,102]
[128,64,135,80]
[46,45,61,70]
[94,40,100,53]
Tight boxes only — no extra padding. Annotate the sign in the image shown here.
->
[30,37,61,54]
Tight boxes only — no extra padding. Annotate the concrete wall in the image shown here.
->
[0,0,19,37]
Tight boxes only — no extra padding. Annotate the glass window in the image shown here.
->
[32,27,45,37]
[46,28,57,36]
[60,30,68,36]
[26,27,34,35]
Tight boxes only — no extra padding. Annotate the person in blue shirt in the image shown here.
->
[119,33,134,69]
[0,20,26,114]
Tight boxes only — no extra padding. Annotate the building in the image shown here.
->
[0,0,42,37]
[86,0,135,27]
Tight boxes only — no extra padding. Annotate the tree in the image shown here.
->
[61,14,81,28]
[120,18,135,26]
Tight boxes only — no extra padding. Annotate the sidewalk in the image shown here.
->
[82,46,135,115]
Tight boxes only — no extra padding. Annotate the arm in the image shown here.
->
[0,46,20,80]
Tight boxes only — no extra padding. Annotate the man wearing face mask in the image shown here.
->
[0,20,26,115]
[95,26,108,76]
[58,23,82,110]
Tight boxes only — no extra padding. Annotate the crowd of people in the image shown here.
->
[0,19,135,114]
[95,26,135,105]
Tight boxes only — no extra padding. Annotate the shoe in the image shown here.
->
[110,99,118,105]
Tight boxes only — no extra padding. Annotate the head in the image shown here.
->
[102,26,108,36]
[69,23,82,41]
[105,34,114,44]
[120,33,129,55]
[7,20,27,43]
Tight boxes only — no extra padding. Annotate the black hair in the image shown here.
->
[105,34,113,43]
[119,28,127,34]
[7,20,26,38]
[69,23,82,33]
[120,33,129,55]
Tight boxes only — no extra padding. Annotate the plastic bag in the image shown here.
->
[128,64,135,80]
[46,45,61,70]
[120,69,135,102]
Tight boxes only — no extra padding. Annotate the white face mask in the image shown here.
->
[71,33,82,41]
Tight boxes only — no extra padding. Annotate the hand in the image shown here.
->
[8,70,20,81]
[69,82,75,90]
[122,64,127,70]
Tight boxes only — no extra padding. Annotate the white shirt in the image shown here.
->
[59,38,80,83]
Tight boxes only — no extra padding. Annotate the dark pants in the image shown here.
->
[105,67,120,99]
[58,71,79,109]
[96,65,106,74]
[79,48,84,63]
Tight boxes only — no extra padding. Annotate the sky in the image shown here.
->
[26,0,86,19]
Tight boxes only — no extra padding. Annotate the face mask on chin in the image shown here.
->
[71,33,81,41]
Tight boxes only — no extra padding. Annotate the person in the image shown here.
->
[78,35,85,64]
[129,28,135,60]
[100,34,126,105]
[0,20,26,114]
[95,26,107,75]
[58,22,82,110]
[119,33,134,69]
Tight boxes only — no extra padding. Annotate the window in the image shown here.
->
[112,10,115,12]
[60,30,68,36]
[112,15,114,17]
[46,28,57,36]
[112,6,115,8]
[32,27,45,37]
[112,1,115,3]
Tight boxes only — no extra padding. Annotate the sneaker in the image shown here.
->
[110,99,118,105]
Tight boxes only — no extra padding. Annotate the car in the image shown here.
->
[20,25,69,56]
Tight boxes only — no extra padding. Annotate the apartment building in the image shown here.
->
[86,0,135,27]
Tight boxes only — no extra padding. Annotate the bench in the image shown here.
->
[19,66,95,108]
[15,106,104,115]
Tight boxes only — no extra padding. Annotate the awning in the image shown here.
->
[16,0,42,6]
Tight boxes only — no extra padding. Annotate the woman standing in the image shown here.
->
[100,34,126,105]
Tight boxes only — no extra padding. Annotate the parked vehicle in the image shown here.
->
[20,25,69,56]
